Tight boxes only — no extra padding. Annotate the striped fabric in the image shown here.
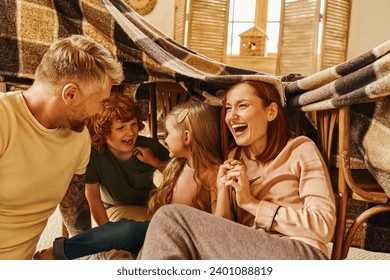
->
[285,40,390,111]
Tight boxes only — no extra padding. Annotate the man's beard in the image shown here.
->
[68,119,85,133]
[66,103,87,133]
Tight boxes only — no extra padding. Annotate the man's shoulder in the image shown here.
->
[0,90,21,99]
[0,91,22,126]
[65,127,91,156]
[0,91,20,106]
[64,126,91,142]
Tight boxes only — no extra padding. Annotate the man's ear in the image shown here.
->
[266,102,278,122]
[183,130,192,145]
[61,83,81,106]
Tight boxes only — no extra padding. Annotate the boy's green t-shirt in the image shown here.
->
[86,135,169,205]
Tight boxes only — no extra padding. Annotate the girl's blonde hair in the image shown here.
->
[147,99,222,215]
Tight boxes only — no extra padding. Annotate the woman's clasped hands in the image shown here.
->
[217,159,257,211]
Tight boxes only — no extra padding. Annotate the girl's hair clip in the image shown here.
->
[177,108,189,123]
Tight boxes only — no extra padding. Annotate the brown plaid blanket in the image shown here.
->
[0,0,283,105]
[0,0,389,197]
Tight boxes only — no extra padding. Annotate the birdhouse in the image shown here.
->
[239,26,267,56]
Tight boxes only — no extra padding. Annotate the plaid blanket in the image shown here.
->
[285,40,390,111]
[0,0,283,105]
[349,99,390,198]
[283,40,390,198]
[0,0,389,196]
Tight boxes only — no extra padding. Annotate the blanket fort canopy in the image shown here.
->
[0,0,389,197]
[0,0,284,105]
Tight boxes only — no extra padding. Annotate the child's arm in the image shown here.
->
[85,183,109,225]
[133,146,166,172]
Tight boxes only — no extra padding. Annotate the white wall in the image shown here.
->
[347,0,390,59]
[143,0,175,37]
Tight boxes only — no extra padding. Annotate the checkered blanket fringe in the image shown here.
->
[0,0,389,196]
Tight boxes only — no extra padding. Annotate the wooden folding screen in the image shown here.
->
[276,0,322,76]
[174,0,230,63]
[174,0,187,45]
[277,0,350,76]
[320,0,351,70]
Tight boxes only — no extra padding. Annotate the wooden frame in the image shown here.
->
[148,82,189,139]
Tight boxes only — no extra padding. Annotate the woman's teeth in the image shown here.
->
[231,123,247,134]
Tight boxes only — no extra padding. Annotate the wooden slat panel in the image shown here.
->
[187,0,229,62]
[320,0,351,70]
[276,0,321,76]
[174,0,186,44]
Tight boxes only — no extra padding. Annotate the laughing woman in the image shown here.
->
[85,93,169,225]
[138,80,336,260]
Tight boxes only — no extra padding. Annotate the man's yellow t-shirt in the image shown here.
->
[0,91,91,259]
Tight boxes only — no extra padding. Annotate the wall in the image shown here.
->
[347,0,390,59]
[225,55,277,74]
[143,0,175,37]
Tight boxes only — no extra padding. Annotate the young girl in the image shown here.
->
[147,99,222,215]
[85,93,170,225]
[34,99,223,260]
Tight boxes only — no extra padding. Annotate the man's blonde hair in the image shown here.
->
[35,35,124,88]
